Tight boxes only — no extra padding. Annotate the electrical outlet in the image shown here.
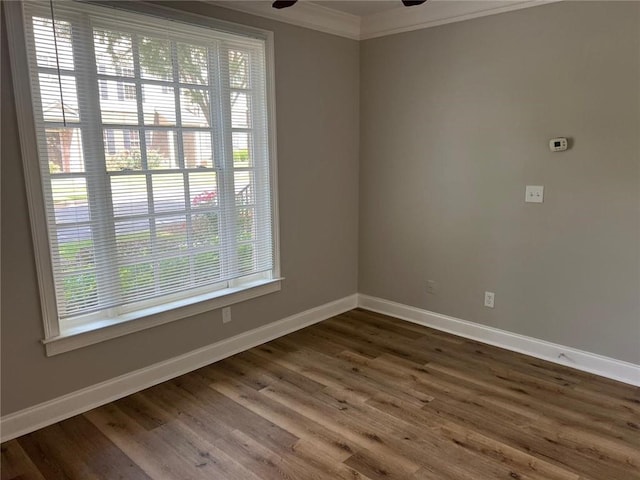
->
[427,280,438,295]
[525,185,544,203]
[222,306,232,323]
[484,291,495,308]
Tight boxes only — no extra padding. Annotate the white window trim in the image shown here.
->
[5,1,281,356]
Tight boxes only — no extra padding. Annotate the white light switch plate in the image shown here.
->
[525,185,544,203]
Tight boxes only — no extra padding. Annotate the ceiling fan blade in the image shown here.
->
[273,0,425,10]
[272,0,298,8]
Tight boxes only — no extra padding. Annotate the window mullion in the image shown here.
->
[249,48,270,274]
[131,33,160,292]
[171,40,195,283]
[211,42,238,280]
[73,15,120,311]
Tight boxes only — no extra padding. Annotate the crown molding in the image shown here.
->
[211,0,561,41]
[209,1,361,39]
[360,0,562,40]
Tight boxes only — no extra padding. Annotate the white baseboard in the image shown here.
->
[3,292,637,443]
[358,294,640,387]
[0,294,358,443]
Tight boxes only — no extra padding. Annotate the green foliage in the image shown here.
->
[233,148,250,167]
[177,44,208,84]
[63,271,97,309]
[116,231,151,258]
[106,149,167,171]
[139,36,171,77]
[157,256,191,288]
[237,244,254,274]
[192,211,219,247]
[96,33,251,130]
[59,239,94,271]
[119,263,154,296]
[229,51,249,89]
[194,251,221,281]
[93,29,132,68]
[119,252,222,296]
[237,208,254,242]
[59,240,98,313]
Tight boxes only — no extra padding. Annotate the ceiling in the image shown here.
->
[213,0,560,40]
[311,1,402,17]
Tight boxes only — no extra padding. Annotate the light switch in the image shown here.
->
[525,185,544,203]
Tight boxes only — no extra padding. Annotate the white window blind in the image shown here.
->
[21,1,277,332]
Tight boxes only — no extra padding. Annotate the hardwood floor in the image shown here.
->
[2,308,639,479]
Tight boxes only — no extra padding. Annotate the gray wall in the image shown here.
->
[359,1,640,364]
[1,2,359,415]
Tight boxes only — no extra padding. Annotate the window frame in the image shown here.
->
[5,1,281,356]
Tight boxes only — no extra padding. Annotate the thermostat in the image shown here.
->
[549,137,568,152]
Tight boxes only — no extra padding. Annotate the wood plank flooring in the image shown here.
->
[2,308,639,479]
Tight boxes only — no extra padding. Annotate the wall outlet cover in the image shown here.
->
[525,185,544,203]
[484,291,495,308]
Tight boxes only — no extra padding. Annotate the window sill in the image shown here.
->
[42,278,282,356]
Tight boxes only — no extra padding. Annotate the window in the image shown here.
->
[115,67,136,101]
[124,84,136,101]
[9,1,279,354]
[104,129,116,155]
[97,64,108,100]
[123,129,140,151]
